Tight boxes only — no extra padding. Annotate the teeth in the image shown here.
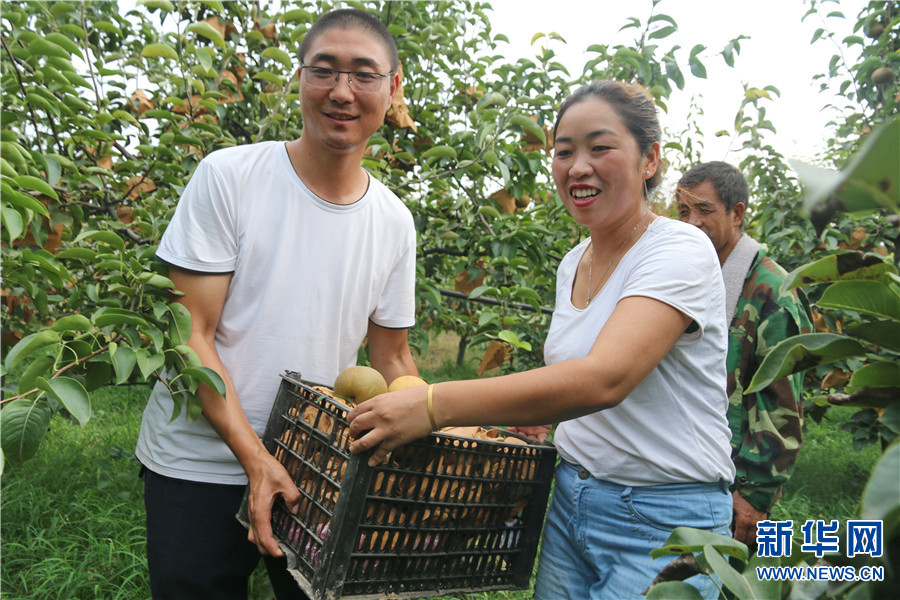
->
[571,188,598,199]
[331,114,354,121]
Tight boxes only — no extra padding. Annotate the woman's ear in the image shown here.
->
[643,141,661,178]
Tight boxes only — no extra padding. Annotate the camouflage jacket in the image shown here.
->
[727,248,813,513]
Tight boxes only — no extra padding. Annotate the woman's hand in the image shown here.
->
[347,384,433,466]
[508,425,553,443]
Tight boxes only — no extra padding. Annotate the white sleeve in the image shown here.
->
[370,214,416,329]
[156,156,238,273]
[621,227,724,343]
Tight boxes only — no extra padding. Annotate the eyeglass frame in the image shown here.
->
[299,63,395,92]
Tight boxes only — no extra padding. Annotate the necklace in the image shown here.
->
[585,210,649,307]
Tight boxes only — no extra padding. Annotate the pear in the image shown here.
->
[387,375,427,392]
[333,366,387,407]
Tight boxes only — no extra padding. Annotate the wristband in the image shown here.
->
[427,384,438,431]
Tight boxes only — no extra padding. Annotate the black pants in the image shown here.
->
[142,466,311,600]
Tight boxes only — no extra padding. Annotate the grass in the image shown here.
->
[0,335,882,599]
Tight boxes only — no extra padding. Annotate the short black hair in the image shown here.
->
[677,161,749,213]
[298,8,399,72]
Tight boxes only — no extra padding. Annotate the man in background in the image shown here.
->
[677,161,813,548]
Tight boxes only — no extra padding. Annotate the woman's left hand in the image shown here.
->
[507,425,553,443]
[347,385,432,466]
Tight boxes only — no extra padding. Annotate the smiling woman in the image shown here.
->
[347,79,736,600]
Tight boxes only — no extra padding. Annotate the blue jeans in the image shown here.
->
[534,459,732,600]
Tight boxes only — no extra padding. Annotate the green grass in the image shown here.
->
[0,338,882,600]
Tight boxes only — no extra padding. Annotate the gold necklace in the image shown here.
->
[585,210,649,307]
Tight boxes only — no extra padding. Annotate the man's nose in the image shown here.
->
[329,72,354,100]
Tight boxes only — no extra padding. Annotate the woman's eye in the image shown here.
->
[592,145,610,152]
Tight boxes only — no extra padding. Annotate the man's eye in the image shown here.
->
[310,67,335,77]
[353,72,379,82]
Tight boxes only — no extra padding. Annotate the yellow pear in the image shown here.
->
[387,375,427,392]
[333,366,387,406]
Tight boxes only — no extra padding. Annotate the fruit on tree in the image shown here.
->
[333,366,387,406]
[387,375,427,392]
[871,66,896,86]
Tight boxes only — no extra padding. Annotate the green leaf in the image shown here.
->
[847,361,900,392]
[701,544,754,598]
[35,376,90,425]
[859,439,900,537]
[13,175,58,201]
[689,59,707,78]
[1,205,24,241]
[648,25,678,40]
[93,307,149,328]
[27,38,69,59]
[110,345,136,384]
[650,527,749,561]
[0,398,51,463]
[50,314,92,332]
[0,183,51,217]
[498,330,519,345]
[56,248,98,261]
[186,21,226,48]
[420,145,458,161]
[17,355,56,394]
[782,252,896,292]
[142,43,179,61]
[45,32,83,60]
[1,157,18,177]
[746,333,868,394]
[135,349,166,379]
[478,205,502,219]
[168,303,192,345]
[508,114,546,144]
[646,581,703,600]
[846,320,900,352]
[80,230,125,253]
[137,0,176,13]
[139,273,176,289]
[818,280,900,321]
[261,47,293,70]
[791,117,899,215]
[181,366,227,398]
[174,344,202,368]
[4,330,61,371]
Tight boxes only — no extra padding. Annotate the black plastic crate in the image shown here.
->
[238,371,556,600]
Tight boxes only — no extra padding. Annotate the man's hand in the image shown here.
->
[246,451,302,557]
[732,490,767,548]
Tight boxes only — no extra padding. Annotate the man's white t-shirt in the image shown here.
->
[546,217,735,486]
[136,141,416,484]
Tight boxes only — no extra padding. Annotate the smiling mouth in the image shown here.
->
[326,112,357,122]
[569,187,600,205]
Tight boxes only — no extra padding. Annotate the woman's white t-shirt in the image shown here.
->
[136,141,416,484]
[546,217,735,486]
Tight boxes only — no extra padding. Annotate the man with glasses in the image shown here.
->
[676,161,812,551]
[136,9,418,599]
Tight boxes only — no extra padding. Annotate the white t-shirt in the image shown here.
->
[546,217,735,486]
[136,141,416,484]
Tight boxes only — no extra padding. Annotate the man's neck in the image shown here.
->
[717,230,744,266]
[287,137,369,205]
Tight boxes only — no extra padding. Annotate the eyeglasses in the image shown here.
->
[300,64,393,93]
